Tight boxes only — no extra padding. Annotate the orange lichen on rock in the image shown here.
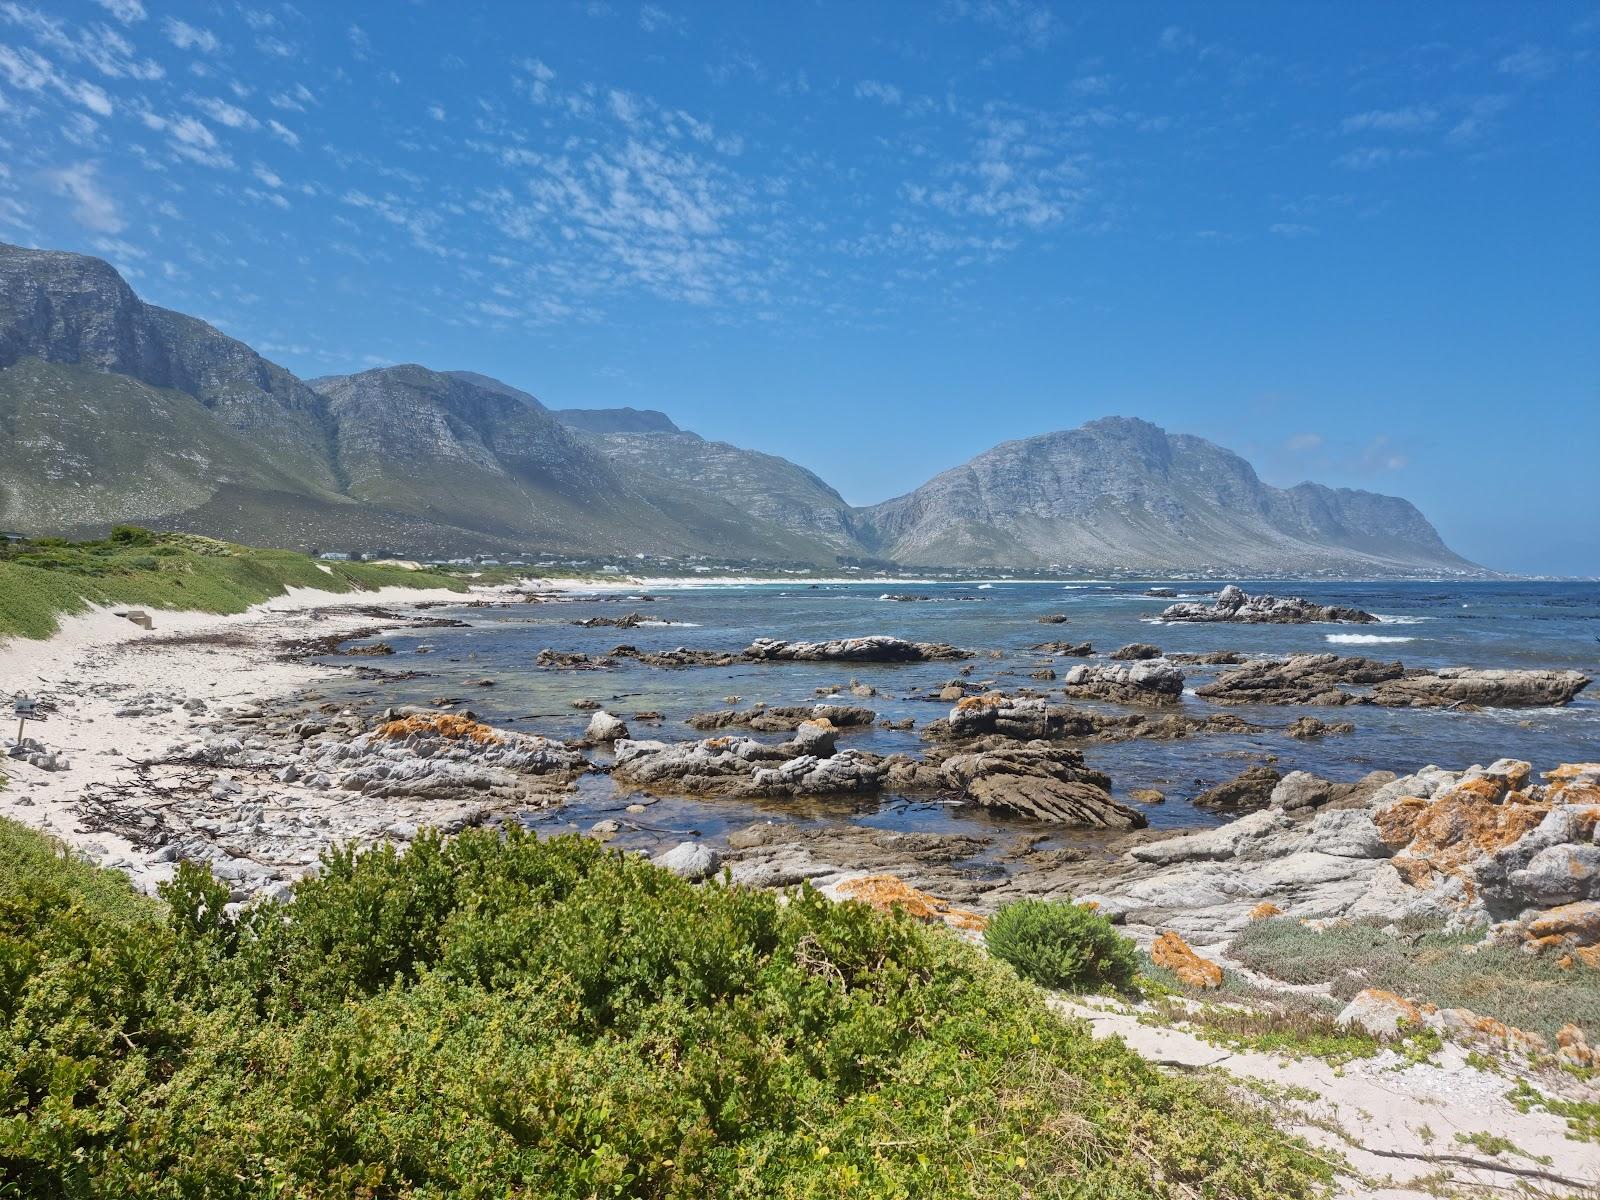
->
[836,874,988,933]
[1249,902,1284,920]
[955,692,1008,710]
[1578,945,1600,969]
[374,713,503,745]
[1151,931,1223,989]
[1556,1024,1599,1069]
[1379,780,1550,891]
[1523,901,1600,953]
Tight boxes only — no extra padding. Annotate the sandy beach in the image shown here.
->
[0,580,559,893]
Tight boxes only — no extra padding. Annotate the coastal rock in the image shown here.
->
[833,874,987,932]
[652,841,721,881]
[1368,667,1591,710]
[611,736,882,799]
[1198,655,1590,710]
[1151,931,1223,988]
[1037,613,1072,624]
[1062,662,1184,706]
[1167,650,1245,665]
[1034,641,1094,656]
[1338,988,1422,1037]
[1196,654,1405,705]
[584,710,629,743]
[885,741,1144,828]
[928,693,1257,744]
[1193,766,1282,811]
[1270,769,1396,812]
[1159,584,1378,625]
[743,635,971,663]
[1285,716,1355,739]
[685,704,875,733]
[1109,643,1162,661]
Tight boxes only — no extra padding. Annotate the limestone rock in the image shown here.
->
[584,710,629,743]
[1337,988,1422,1036]
[652,841,721,881]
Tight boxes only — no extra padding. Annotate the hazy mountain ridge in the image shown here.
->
[0,242,1479,573]
[857,417,1472,573]
[555,409,865,556]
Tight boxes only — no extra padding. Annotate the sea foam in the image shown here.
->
[1326,633,1415,644]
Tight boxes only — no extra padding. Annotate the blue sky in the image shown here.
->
[2,1,1596,573]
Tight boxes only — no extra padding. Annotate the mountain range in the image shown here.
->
[0,241,1479,574]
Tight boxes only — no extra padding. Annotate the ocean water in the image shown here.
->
[320,580,1600,856]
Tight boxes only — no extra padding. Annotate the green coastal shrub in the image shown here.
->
[985,899,1141,992]
[0,818,1331,1199]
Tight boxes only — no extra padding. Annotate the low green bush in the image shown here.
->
[0,819,1332,1199]
[985,899,1141,992]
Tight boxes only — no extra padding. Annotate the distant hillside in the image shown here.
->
[0,241,1481,573]
[554,409,866,556]
[855,417,1476,574]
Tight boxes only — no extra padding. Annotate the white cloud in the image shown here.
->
[1269,222,1316,237]
[252,163,283,188]
[1070,74,1112,96]
[269,83,316,111]
[1334,146,1421,171]
[92,0,145,22]
[71,78,113,115]
[194,96,257,129]
[1497,44,1557,79]
[1340,106,1436,134]
[45,159,124,232]
[638,4,685,34]
[164,18,220,53]
[266,118,299,147]
[1286,432,1323,452]
[947,0,1060,50]
[427,103,445,120]
[855,79,902,106]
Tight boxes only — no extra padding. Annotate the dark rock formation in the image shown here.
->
[1062,662,1185,706]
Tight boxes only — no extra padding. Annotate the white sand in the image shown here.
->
[0,581,530,890]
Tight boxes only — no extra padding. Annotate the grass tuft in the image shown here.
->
[0,528,466,640]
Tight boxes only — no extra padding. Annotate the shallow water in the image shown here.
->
[320,580,1600,852]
